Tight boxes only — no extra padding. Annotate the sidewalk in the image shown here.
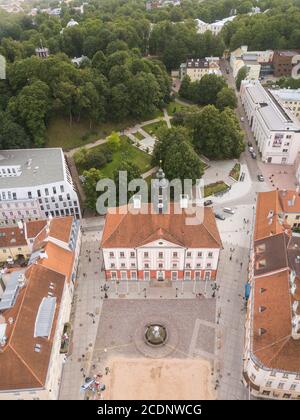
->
[205,163,252,204]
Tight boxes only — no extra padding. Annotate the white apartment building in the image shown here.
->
[240,80,300,164]
[269,88,300,121]
[196,16,236,36]
[230,45,274,80]
[0,148,81,226]
[180,57,221,82]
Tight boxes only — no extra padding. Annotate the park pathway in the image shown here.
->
[65,111,173,158]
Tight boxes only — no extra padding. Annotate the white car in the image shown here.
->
[240,117,245,122]
[223,207,235,215]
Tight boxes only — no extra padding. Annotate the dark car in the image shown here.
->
[257,174,264,182]
[204,200,213,206]
[215,212,225,220]
[251,151,257,159]
[248,141,252,147]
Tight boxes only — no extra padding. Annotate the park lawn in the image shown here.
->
[142,120,168,136]
[77,137,152,178]
[229,163,241,181]
[166,101,193,116]
[46,109,164,150]
[204,181,229,198]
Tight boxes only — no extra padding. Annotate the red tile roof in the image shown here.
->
[101,204,222,249]
[0,226,27,249]
[0,265,65,391]
[278,190,300,214]
[25,220,47,239]
[252,270,300,372]
[33,217,73,250]
[254,191,285,241]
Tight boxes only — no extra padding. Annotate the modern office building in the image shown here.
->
[269,88,300,121]
[240,80,300,164]
[0,148,81,226]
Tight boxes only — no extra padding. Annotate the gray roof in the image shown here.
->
[244,81,300,131]
[0,148,65,189]
[269,88,300,102]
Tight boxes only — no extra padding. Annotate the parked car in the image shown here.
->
[257,174,264,182]
[223,207,235,215]
[226,68,230,74]
[204,200,213,206]
[240,117,245,122]
[251,151,257,159]
[249,146,254,153]
[215,212,225,220]
[248,141,252,147]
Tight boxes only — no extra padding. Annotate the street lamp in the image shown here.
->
[143,288,147,298]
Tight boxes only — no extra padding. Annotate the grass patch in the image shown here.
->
[77,137,152,178]
[229,163,241,181]
[204,181,230,198]
[166,101,193,116]
[46,110,164,150]
[133,131,145,141]
[142,120,168,136]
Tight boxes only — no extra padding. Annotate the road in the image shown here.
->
[219,59,262,182]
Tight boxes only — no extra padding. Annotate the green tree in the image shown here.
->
[190,105,244,160]
[113,159,142,205]
[179,75,192,100]
[82,168,104,211]
[152,126,190,167]
[216,87,237,110]
[8,80,50,146]
[193,74,227,105]
[236,66,248,91]
[164,140,204,185]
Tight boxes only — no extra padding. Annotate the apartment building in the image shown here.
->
[0,148,81,226]
[196,16,236,36]
[230,46,274,80]
[0,216,81,399]
[180,57,221,82]
[272,50,300,78]
[240,80,300,165]
[243,190,300,400]
[269,88,300,121]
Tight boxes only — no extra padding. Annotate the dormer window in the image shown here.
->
[256,243,266,253]
[256,259,266,269]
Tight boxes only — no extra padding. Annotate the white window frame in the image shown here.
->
[184,271,191,281]
[195,271,201,281]
[204,271,211,281]
[110,271,117,280]
[157,271,165,281]
[171,271,178,281]
[144,271,150,281]
[120,271,127,280]
[130,271,137,281]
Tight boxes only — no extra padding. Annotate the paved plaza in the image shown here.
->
[89,298,218,400]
